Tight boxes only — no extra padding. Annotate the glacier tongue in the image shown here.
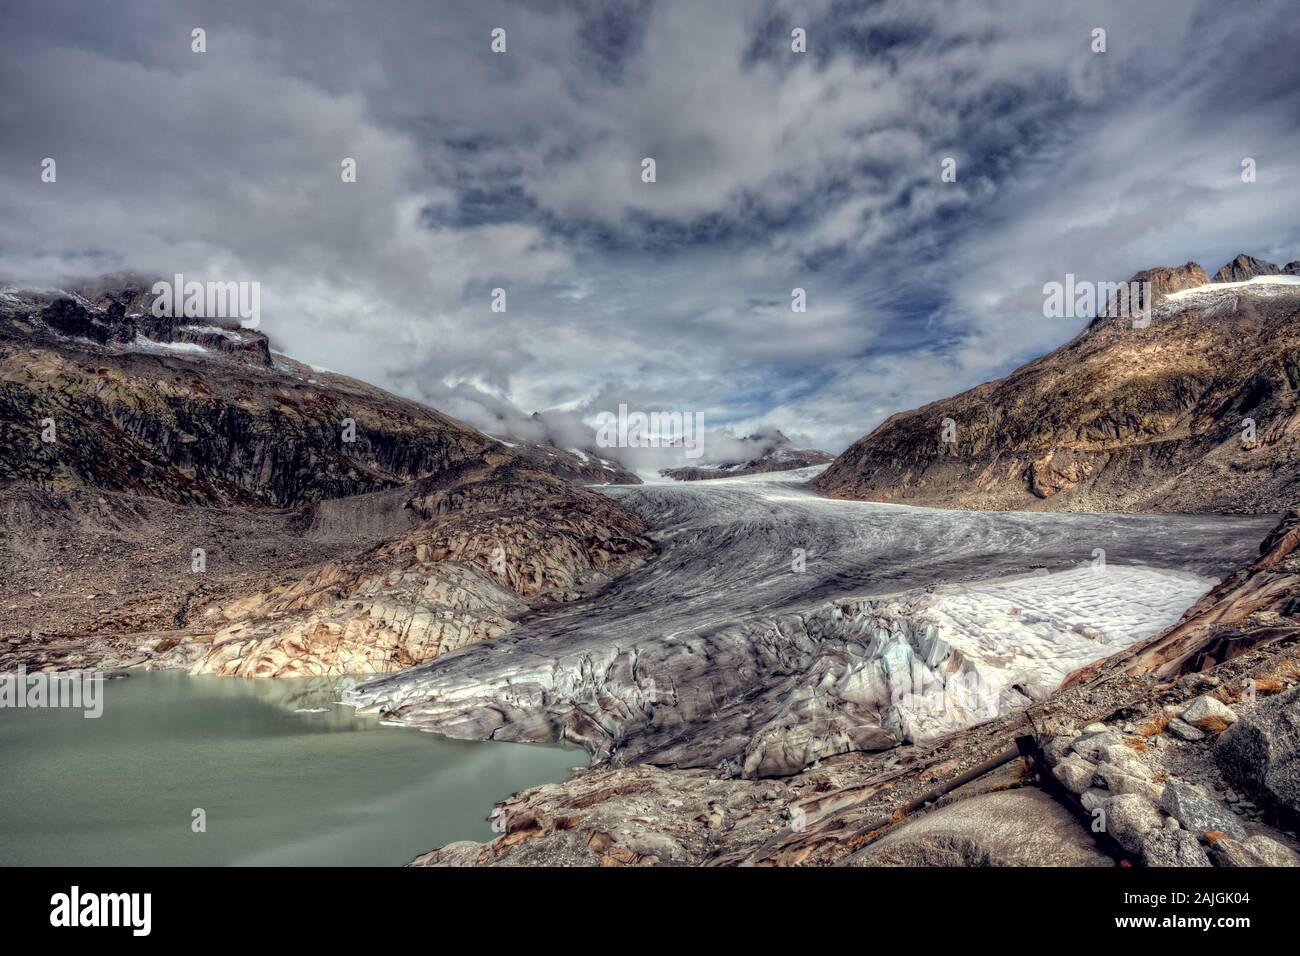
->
[348,476,1268,778]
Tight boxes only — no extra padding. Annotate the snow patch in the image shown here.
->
[131,334,210,355]
[181,324,242,341]
[1161,274,1300,315]
[1166,274,1300,299]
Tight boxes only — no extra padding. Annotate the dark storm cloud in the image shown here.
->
[2,0,1299,457]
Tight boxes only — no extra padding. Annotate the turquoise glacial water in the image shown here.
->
[0,671,581,866]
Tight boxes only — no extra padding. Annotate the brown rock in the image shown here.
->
[1212,253,1282,283]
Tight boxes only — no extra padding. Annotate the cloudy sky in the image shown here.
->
[3,0,1300,455]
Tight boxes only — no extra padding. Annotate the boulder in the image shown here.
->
[1103,794,1162,854]
[1072,731,1124,762]
[1167,717,1205,742]
[1053,756,1097,795]
[845,789,1113,867]
[1099,745,1153,780]
[622,829,687,863]
[1207,834,1300,867]
[1159,781,1246,840]
[1098,767,1164,803]
[1214,685,1300,816]
[1080,788,1110,813]
[1182,695,1238,733]
[1141,828,1211,867]
[1043,734,1076,767]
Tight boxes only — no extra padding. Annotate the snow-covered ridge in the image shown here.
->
[1153,274,1300,319]
[704,463,830,484]
[0,286,95,308]
[1160,274,1300,311]
[1165,274,1300,299]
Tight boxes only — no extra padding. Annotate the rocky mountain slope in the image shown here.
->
[660,430,833,481]
[0,278,654,674]
[0,280,635,502]
[813,256,1300,512]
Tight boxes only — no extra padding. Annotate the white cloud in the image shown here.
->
[3,0,1299,455]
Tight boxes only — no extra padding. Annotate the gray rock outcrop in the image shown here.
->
[1141,828,1211,867]
[1159,781,1246,840]
[1215,685,1300,816]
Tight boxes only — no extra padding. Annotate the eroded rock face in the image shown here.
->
[813,259,1300,513]
[187,562,527,678]
[182,465,655,677]
[1028,451,1094,499]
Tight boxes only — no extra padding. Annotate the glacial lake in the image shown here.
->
[0,671,582,866]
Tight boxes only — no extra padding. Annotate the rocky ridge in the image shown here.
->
[0,279,635,503]
[179,462,653,677]
[1212,254,1300,283]
[813,255,1300,512]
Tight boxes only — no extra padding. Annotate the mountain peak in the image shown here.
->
[1128,260,1209,301]
[1212,253,1293,283]
[1085,261,1207,331]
